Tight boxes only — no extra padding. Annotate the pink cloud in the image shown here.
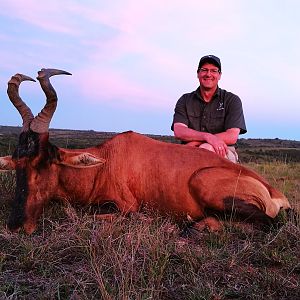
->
[71,67,174,111]
[0,1,82,35]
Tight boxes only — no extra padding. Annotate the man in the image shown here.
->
[171,55,247,163]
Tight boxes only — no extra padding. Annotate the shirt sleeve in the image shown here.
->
[171,95,188,131]
[225,95,247,134]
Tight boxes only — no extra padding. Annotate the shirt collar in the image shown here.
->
[195,86,220,100]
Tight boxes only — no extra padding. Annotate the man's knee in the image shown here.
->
[185,141,202,147]
[227,147,239,163]
[199,143,238,163]
[199,143,215,152]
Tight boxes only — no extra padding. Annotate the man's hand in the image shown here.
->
[206,134,228,157]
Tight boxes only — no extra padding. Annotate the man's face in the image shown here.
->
[197,62,221,90]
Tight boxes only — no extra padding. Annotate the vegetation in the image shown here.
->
[0,127,299,299]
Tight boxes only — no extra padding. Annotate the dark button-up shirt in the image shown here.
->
[171,87,247,135]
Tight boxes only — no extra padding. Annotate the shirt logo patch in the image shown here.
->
[217,101,224,111]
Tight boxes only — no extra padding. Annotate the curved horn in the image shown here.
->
[30,68,72,133]
[7,74,36,132]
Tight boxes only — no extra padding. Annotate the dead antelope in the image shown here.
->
[0,69,291,234]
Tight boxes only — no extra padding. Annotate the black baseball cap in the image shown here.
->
[197,55,221,72]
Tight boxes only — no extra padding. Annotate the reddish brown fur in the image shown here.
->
[9,131,289,234]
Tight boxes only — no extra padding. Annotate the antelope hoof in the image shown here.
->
[193,216,223,232]
[8,74,36,85]
[23,222,37,235]
[37,68,72,80]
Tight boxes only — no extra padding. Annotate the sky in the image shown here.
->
[0,0,299,140]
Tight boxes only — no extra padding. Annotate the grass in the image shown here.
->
[247,161,300,213]
[0,203,299,299]
[0,137,299,299]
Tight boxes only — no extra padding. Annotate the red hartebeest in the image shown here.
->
[0,69,291,234]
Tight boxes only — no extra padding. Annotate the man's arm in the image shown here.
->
[174,122,211,142]
[215,128,240,145]
[174,122,240,157]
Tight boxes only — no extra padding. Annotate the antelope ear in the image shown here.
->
[57,150,106,168]
[0,156,16,170]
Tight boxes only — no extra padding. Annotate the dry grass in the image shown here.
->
[247,161,300,213]
[0,161,299,299]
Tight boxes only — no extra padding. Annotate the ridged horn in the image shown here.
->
[7,74,36,132]
[30,68,72,133]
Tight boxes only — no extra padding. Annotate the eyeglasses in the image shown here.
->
[199,68,220,74]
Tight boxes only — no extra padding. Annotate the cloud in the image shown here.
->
[71,67,174,111]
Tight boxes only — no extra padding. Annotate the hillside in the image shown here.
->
[1,125,300,162]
